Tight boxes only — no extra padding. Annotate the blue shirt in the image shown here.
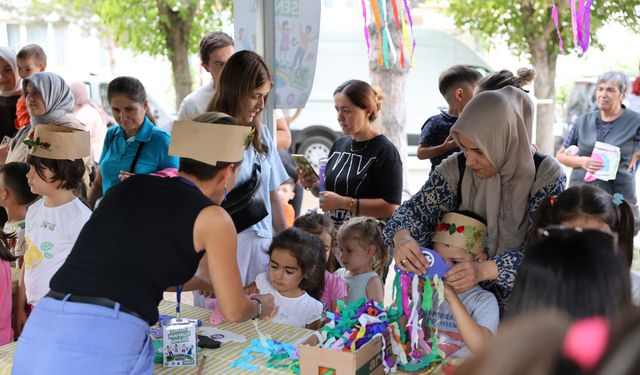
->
[419,111,459,171]
[235,125,288,238]
[99,116,179,194]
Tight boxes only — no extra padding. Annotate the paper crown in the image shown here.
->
[432,212,487,254]
[25,124,90,160]
[169,120,252,166]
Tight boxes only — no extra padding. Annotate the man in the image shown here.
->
[178,32,235,121]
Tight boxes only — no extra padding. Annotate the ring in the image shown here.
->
[401,258,407,265]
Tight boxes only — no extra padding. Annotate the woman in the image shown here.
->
[11,112,276,374]
[299,79,403,228]
[88,76,178,207]
[556,71,640,220]
[69,81,109,163]
[206,50,289,288]
[386,86,565,306]
[6,72,82,165]
[0,47,20,144]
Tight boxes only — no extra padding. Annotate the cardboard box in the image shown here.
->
[299,334,385,375]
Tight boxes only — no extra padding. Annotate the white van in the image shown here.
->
[288,26,491,168]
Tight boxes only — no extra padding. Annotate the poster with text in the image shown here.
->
[234,0,321,109]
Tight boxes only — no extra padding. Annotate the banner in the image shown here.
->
[234,0,321,109]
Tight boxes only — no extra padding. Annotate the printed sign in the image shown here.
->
[234,0,321,109]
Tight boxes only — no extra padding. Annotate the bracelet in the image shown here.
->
[346,198,355,212]
[250,297,263,319]
[356,198,360,216]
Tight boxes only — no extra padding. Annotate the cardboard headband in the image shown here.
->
[25,124,90,160]
[432,212,487,254]
[169,121,253,166]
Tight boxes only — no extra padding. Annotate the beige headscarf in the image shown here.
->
[450,86,535,256]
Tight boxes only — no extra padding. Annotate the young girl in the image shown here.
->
[254,227,324,329]
[15,125,92,335]
[0,233,17,345]
[526,185,639,304]
[335,216,387,304]
[0,162,39,265]
[293,212,347,312]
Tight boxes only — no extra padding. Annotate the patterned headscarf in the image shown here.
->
[450,86,535,256]
[0,47,21,97]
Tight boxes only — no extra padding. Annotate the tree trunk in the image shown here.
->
[157,1,195,109]
[530,38,558,155]
[368,1,411,198]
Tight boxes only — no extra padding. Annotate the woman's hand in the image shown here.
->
[297,168,319,190]
[393,230,428,275]
[118,170,135,181]
[319,191,351,212]
[581,157,604,174]
[445,261,483,293]
[253,294,277,319]
[628,150,640,172]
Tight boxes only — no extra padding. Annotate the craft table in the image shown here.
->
[0,300,313,375]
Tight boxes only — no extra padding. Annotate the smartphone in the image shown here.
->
[291,154,319,178]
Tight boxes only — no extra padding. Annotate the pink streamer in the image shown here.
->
[361,0,370,55]
[570,0,578,46]
[400,273,411,317]
[551,0,564,51]
[580,0,593,53]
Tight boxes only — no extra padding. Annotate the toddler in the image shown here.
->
[335,217,387,304]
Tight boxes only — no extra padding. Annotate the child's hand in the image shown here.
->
[118,170,135,181]
[442,280,456,301]
[245,282,259,296]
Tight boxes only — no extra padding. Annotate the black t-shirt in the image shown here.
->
[51,175,213,324]
[324,135,403,227]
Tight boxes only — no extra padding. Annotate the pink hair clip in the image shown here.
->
[563,316,609,371]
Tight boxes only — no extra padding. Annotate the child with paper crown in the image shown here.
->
[422,211,499,359]
[15,124,92,336]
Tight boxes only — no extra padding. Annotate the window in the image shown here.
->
[27,23,48,49]
[6,24,20,51]
[53,25,68,65]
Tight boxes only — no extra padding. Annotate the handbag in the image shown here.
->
[221,159,268,233]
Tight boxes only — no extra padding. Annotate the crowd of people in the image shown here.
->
[1,30,640,374]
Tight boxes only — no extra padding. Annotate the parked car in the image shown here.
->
[286,27,491,169]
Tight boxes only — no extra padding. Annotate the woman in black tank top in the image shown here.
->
[12,112,276,374]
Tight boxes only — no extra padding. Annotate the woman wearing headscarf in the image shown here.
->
[384,86,566,307]
[0,47,21,142]
[69,81,109,163]
[6,72,82,165]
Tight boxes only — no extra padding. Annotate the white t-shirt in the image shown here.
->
[23,198,92,305]
[255,272,322,328]
[177,82,215,121]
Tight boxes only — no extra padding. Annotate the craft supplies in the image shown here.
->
[162,285,197,367]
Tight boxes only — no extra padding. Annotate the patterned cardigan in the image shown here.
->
[383,153,566,306]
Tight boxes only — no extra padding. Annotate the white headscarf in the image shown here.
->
[0,47,21,97]
[450,86,535,256]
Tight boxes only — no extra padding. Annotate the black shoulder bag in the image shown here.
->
[221,156,268,233]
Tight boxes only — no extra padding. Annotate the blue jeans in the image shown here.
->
[12,296,154,375]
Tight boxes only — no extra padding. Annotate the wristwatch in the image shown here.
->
[250,297,263,319]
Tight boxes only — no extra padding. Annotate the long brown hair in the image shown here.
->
[206,51,272,154]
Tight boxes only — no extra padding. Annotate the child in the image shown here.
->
[510,227,630,321]
[254,227,324,329]
[424,211,498,359]
[276,178,296,228]
[417,65,481,174]
[15,125,92,335]
[294,212,347,312]
[0,162,39,265]
[0,233,17,345]
[526,185,639,305]
[15,44,47,129]
[335,217,386,304]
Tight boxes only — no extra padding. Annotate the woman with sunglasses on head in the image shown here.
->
[525,185,639,305]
